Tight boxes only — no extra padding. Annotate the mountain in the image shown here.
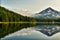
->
[0,6,36,38]
[0,6,24,22]
[0,6,36,22]
[34,7,60,19]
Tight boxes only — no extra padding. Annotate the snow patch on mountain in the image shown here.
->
[33,7,60,19]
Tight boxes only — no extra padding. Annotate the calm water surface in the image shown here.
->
[1,25,60,40]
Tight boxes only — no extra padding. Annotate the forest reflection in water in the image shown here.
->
[0,22,37,38]
[0,22,60,40]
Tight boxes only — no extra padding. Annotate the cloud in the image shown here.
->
[1,4,34,16]
[19,9,34,16]
[1,4,20,13]
[1,4,13,10]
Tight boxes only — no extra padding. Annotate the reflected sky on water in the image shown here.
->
[1,25,60,40]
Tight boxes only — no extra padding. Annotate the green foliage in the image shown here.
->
[0,6,36,22]
[0,6,60,38]
[0,6,37,38]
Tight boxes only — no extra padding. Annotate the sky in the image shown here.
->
[1,0,60,15]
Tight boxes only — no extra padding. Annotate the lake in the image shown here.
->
[1,24,60,40]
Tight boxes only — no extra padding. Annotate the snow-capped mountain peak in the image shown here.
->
[34,7,60,19]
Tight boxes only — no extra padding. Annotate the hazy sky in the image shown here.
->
[1,0,60,13]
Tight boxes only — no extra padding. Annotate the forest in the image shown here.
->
[0,6,60,38]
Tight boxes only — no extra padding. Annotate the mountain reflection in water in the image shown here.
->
[1,25,60,40]
[35,25,60,36]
